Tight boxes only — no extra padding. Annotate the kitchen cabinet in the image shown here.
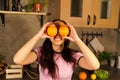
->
[60,0,119,28]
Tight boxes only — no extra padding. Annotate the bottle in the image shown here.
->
[12,0,17,11]
[17,0,20,11]
[12,4,17,11]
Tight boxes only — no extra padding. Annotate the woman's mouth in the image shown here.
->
[54,36,62,40]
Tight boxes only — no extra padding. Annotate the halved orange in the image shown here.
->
[59,25,69,36]
[47,25,57,37]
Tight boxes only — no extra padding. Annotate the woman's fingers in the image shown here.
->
[41,22,53,32]
[66,23,81,42]
[38,22,53,38]
[63,36,74,42]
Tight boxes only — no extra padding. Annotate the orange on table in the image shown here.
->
[78,71,87,80]
[47,25,57,37]
[59,25,69,36]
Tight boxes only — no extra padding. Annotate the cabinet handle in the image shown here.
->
[87,15,90,25]
[93,15,96,25]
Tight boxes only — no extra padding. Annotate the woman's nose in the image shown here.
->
[54,33,62,38]
[55,33,61,37]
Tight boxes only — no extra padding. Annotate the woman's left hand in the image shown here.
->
[64,23,80,42]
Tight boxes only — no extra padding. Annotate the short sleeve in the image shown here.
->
[72,51,83,63]
[32,47,41,61]
[32,47,41,54]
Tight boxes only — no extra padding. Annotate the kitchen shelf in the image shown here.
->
[0,10,50,26]
[0,11,48,15]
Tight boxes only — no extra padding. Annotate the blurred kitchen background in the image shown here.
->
[0,0,120,66]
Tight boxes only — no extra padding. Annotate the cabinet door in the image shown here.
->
[60,0,119,28]
[60,0,92,27]
[93,0,119,28]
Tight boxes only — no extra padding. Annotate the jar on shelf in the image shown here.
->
[34,2,41,12]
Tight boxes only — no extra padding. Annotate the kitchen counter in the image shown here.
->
[109,68,120,80]
[72,65,120,80]
[0,65,120,80]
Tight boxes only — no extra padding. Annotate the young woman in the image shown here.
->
[13,19,100,80]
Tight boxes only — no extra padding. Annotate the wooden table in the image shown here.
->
[72,65,120,80]
[0,65,120,80]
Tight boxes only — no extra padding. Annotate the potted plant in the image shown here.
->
[27,0,47,12]
[97,51,115,67]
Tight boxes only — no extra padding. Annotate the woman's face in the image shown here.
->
[50,21,66,46]
[50,35,65,46]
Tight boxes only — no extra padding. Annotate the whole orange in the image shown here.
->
[78,72,87,80]
[47,25,57,37]
[59,26,69,36]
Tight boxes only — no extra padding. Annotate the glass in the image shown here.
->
[70,0,83,17]
[101,0,111,19]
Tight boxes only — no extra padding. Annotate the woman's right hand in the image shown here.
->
[37,22,53,39]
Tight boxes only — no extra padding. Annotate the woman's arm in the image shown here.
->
[13,22,52,65]
[76,39,100,70]
[13,34,40,65]
[65,23,100,70]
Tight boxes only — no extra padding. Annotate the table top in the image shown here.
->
[72,65,120,80]
[0,65,120,80]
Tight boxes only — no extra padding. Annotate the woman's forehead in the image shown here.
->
[54,21,66,25]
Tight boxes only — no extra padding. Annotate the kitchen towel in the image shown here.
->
[90,37,104,53]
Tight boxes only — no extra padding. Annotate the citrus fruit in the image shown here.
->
[91,73,97,80]
[78,72,87,80]
[47,25,57,37]
[59,25,69,36]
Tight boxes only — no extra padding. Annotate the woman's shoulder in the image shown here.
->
[69,48,81,54]
[70,48,83,58]
[32,46,42,54]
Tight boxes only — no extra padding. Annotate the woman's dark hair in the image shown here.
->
[39,19,77,78]
[52,19,67,25]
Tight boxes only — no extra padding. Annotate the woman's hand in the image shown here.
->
[65,24,100,70]
[64,23,80,42]
[37,22,53,39]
